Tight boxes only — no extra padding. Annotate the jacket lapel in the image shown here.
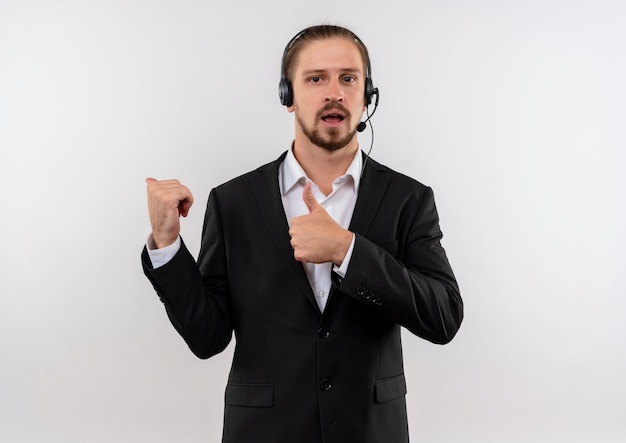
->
[349,156,390,237]
[248,152,320,314]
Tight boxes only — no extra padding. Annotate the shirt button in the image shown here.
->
[317,290,325,298]
[320,379,333,391]
[318,328,330,339]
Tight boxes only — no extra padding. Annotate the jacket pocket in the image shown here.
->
[225,383,274,408]
[374,374,407,403]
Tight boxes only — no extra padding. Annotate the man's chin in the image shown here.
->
[312,129,357,152]
[297,115,357,151]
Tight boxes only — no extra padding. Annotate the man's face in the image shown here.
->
[288,37,366,152]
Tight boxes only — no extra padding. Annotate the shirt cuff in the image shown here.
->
[146,235,181,269]
[333,233,355,278]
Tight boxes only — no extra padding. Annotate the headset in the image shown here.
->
[278,26,379,131]
[278,26,380,179]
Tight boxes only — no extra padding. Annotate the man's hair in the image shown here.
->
[283,25,371,82]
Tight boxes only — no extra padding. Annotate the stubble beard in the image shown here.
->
[296,103,357,152]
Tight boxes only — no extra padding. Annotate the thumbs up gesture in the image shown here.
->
[289,182,353,265]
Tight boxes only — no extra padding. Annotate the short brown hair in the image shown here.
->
[283,25,371,82]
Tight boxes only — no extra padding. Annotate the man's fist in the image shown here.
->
[145,178,194,249]
[289,183,352,265]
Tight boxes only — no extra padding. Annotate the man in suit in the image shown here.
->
[142,25,463,443]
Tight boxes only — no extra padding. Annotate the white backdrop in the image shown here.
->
[1,0,625,442]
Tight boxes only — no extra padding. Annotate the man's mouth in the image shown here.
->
[321,111,346,124]
[317,102,351,128]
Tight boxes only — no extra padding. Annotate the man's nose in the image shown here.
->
[325,79,344,102]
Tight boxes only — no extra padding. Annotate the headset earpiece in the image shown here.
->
[364,77,374,106]
[278,77,293,107]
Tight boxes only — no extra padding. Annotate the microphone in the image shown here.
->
[357,87,379,133]
[358,87,379,182]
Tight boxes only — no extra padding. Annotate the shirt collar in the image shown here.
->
[280,143,363,196]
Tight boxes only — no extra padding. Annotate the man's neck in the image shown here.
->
[292,137,359,196]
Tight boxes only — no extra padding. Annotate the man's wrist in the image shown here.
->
[149,233,178,250]
[334,231,356,277]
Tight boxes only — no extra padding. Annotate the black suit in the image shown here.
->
[143,152,463,443]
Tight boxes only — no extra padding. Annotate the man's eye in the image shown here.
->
[309,77,322,83]
[343,76,355,83]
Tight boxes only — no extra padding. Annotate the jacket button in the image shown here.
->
[320,379,333,391]
[318,328,330,339]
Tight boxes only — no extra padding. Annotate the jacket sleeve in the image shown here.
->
[337,186,463,344]
[142,189,233,359]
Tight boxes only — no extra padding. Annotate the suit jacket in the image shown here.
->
[142,152,463,443]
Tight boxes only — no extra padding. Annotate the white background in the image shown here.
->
[1,0,625,442]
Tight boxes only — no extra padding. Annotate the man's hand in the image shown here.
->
[145,178,194,249]
[289,183,353,265]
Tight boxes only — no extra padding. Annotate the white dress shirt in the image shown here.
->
[147,145,361,312]
[279,147,360,311]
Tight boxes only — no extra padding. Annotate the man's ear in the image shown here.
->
[287,104,295,113]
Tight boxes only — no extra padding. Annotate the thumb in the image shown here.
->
[145,177,157,184]
[302,182,321,213]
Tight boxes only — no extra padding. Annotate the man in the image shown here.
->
[142,25,463,443]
